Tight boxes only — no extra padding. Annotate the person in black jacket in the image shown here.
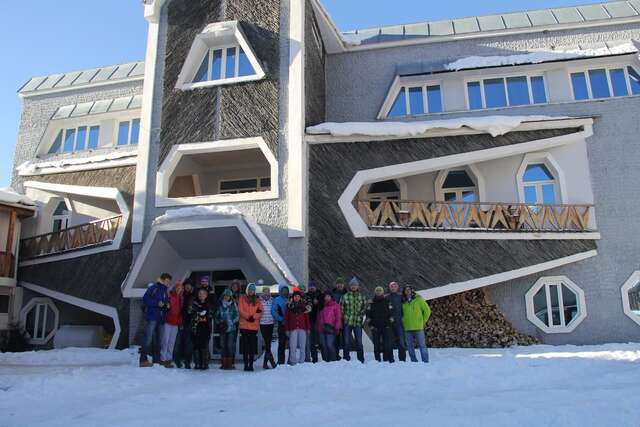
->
[366,286,394,363]
[331,277,348,359]
[174,281,195,368]
[191,288,213,370]
[387,281,406,362]
[305,281,323,363]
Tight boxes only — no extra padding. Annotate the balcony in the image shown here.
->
[356,199,595,234]
[20,215,123,261]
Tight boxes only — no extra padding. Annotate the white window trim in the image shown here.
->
[516,152,567,205]
[377,75,444,119]
[175,21,266,91]
[116,118,140,147]
[435,165,486,202]
[568,63,640,101]
[20,297,59,345]
[525,275,587,334]
[464,71,549,111]
[218,176,271,194]
[156,137,278,208]
[621,270,640,327]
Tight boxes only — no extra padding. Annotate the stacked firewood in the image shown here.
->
[426,289,538,348]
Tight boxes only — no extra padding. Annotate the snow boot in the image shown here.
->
[193,351,201,370]
[268,353,277,369]
[201,350,210,370]
[139,360,153,368]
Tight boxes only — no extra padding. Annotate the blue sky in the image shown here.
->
[0,0,599,187]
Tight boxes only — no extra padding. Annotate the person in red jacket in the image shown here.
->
[285,290,310,365]
[160,281,183,367]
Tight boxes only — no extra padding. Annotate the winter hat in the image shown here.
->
[348,277,360,287]
[299,284,307,292]
[308,281,317,290]
[246,283,257,294]
[335,277,345,285]
[199,276,210,286]
[262,286,271,295]
[222,288,233,297]
[278,284,289,295]
[374,286,384,294]
[388,281,399,289]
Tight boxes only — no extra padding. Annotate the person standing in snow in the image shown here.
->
[238,283,263,371]
[332,277,348,359]
[215,289,239,370]
[366,286,394,363]
[191,287,214,370]
[259,285,277,369]
[139,273,171,367]
[271,284,290,365]
[402,285,431,363]
[304,281,322,363]
[341,277,367,363]
[285,290,311,365]
[387,281,407,362]
[317,292,342,362]
[174,281,195,368]
[160,281,184,368]
[230,279,242,302]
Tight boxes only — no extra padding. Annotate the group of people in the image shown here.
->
[138,274,432,371]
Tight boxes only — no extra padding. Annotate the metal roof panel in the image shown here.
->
[453,17,480,34]
[477,15,506,31]
[578,4,610,21]
[109,96,133,112]
[527,9,559,26]
[20,76,47,93]
[52,105,75,120]
[91,65,119,83]
[90,99,113,115]
[604,2,638,18]
[72,69,101,86]
[70,102,94,117]
[110,62,137,80]
[128,95,143,110]
[429,20,454,36]
[54,72,82,88]
[502,12,532,29]
[552,7,585,23]
[36,74,65,90]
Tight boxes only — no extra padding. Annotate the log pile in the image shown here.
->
[426,289,538,348]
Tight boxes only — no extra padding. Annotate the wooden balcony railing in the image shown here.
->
[356,199,595,233]
[20,215,123,260]
[0,251,15,278]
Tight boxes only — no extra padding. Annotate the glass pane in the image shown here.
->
[467,82,483,110]
[220,179,258,191]
[238,47,255,77]
[212,49,222,80]
[444,192,457,202]
[610,69,629,97]
[627,67,640,95]
[117,121,130,146]
[225,47,237,79]
[571,72,589,100]
[63,129,76,153]
[523,164,554,182]
[260,177,271,188]
[462,191,477,202]
[53,201,68,216]
[443,170,475,189]
[549,285,561,326]
[533,288,549,326]
[88,126,100,150]
[53,219,62,232]
[427,85,442,113]
[524,186,538,204]
[0,295,9,313]
[541,184,556,204]
[49,130,63,154]
[408,87,424,115]
[369,180,399,194]
[561,284,578,325]
[130,119,140,145]
[531,76,547,104]
[628,282,640,315]
[193,51,209,82]
[506,76,530,106]
[389,89,407,117]
[588,69,611,99]
[483,78,507,108]
[75,126,87,151]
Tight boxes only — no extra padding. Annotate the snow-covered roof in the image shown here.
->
[0,187,36,208]
[51,95,143,121]
[16,149,138,177]
[18,61,145,97]
[340,1,640,47]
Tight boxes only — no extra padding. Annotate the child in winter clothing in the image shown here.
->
[238,283,264,371]
[215,288,239,370]
[259,286,277,369]
[191,288,213,370]
[285,291,311,365]
[341,277,367,363]
[366,286,394,363]
[160,281,184,367]
[402,285,432,363]
[317,292,342,362]
[271,284,290,365]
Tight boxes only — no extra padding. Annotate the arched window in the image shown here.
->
[522,163,557,205]
[438,169,478,203]
[367,180,401,210]
[525,276,587,333]
[52,201,71,232]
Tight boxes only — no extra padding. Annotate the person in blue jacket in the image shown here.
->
[271,284,290,365]
[140,273,171,367]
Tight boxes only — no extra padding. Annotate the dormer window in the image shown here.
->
[467,75,547,110]
[571,66,640,100]
[176,21,266,90]
[48,126,100,154]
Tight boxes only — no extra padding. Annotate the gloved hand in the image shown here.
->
[199,310,207,316]
[248,316,255,322]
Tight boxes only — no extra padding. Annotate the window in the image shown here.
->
[52,201,71,232]
[20,298,59,345]
[366,180,401,210]
[193,46,256,84]
[441,170,478,203]
[48,126,101,154]
[219,177,271,195]
[571,66,640,100]
[117,119,140,146]
[526,276,587,333]
[0,295,9,314]
[621,271,640,327]
[388,84,443,117]
[522,163,557,205]
[467,75,547,110]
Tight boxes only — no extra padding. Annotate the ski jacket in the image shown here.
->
[165,290,184,326]
[402,295,432,332]
[215,300,239,333]
[271,285,289,323]
[387,292,404,324]
[341,291,367,327]
[331,287,348,304]
[142,283,169,322]
[316,299,342,334]
[190,298,213,334]
[238,295,263,331]
[366,295,392,329]
[285,300,310,332]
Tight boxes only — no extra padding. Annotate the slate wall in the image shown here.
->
[305,1,326,127]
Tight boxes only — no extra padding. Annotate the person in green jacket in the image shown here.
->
[340,277,367,363]
[402,285,431,363]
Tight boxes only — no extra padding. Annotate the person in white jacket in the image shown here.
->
[259,284,277,369]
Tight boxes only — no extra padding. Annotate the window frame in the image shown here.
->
[116,118,141,146]
[19,297,60,345]
[435,165,485,203]
[568,64,640,101]
[378,75,444,119]
[218,176,271,195]
[51,200,72,232]
[192,45,256,85]
[525,276,587,334]
[621,271,640,327]
[464,72,549,111]
[516,152,567,206]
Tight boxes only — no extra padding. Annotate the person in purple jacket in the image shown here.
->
[317,292,342,362]
[139,273,171,367]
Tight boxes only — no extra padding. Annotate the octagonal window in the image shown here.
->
[526,276,586,333]
[20,298,59,345]
[621,271,640,327]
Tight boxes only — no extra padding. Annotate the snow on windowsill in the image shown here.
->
[152,205,243,226]
[0,187,35,207]
[17,150,138,176]
[306,115,569,139]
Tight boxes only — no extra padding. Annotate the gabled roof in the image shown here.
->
[18,61,145,97]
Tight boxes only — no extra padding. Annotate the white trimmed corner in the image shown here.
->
[155,137,278,207]
[175,21,266,91]
[20,282,121,349]
[516,151,568,205]
[621,271,640,327]
[19,297,59,345]
[525,275,587,334]
[21,181,130,266]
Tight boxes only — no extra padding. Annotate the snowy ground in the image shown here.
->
[1,344,639,427]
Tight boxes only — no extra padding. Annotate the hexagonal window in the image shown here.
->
[20,298,59,345]
[526,276,587,333]
[621,271,640,326]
